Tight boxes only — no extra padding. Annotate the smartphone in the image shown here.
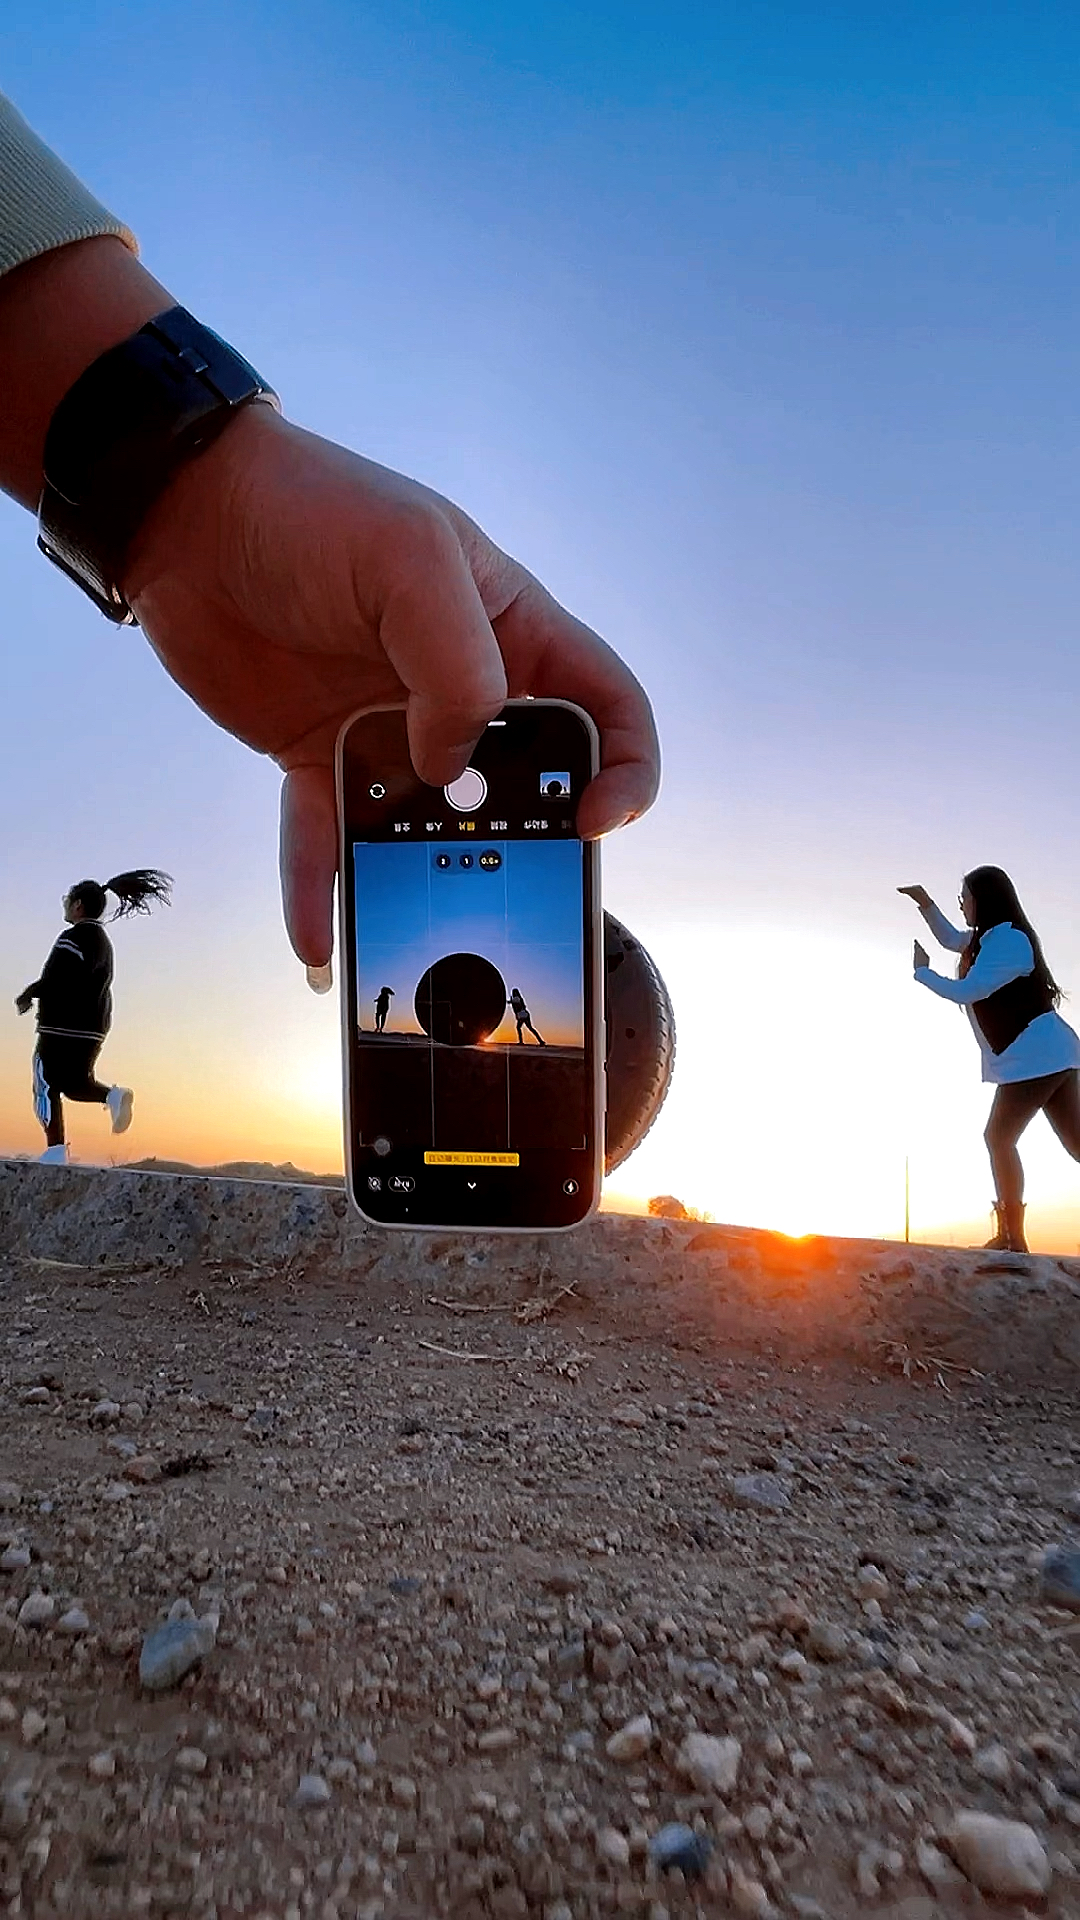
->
[337,700,602,1231]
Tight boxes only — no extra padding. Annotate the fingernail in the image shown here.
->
[305,962,333,994]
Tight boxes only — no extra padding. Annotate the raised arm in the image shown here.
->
[897,885,968,953]
[915,926,1033,1005]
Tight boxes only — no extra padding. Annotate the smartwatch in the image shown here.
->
[37,305,280,625]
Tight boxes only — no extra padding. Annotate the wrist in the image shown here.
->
[0,237,171,510]
[120,400,286,612]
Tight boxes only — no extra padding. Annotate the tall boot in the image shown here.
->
[985,1201,1028,1253]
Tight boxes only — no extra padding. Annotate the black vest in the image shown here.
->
[969,922,1053,1055]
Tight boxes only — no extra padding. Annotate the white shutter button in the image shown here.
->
[444,768,487,812]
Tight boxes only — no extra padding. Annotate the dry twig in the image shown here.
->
[417,1339,510,1364]
[515,1279,579,1324]
[874,1338,983,1394]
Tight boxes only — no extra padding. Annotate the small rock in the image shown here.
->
[56,1605,90,1635]
[729,1866,771,1916]
[805,1620,848,1662]
[648,1824,713,1878]
[939,1713,977,1756]
[0,1781,32,1836]
[778,1649,808,1679]
[0,1483,21,1510]
[675,1731,741,1796]
[857,1564,889,1602]
[945,1811,1051,1897]
[916,1839,966,1890]
[123,1455,162,1484]
[21,1708,47,1745]
[139,1611,217,1691]
[606,1715,654,1762]
[1,1546,32,1572]
[541,1566,580,1596]
[87,1751,116,1780]
[477,1727,516,1753]
[1040,1546,1080,1611]
[17,1590,55,1629]
[90,1399,122,1426]
[730,1472,791,1513]
[458,1813,486,1853]
[174,1746,208,1775]
[973,1743,1012,1786]
[294,1772,332,1809]
[596,1826,630,1867]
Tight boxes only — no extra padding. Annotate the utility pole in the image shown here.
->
[904,1156,910,1245]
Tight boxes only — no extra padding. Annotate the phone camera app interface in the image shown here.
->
[346,708,594,1223]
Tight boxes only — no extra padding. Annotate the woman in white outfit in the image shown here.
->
[900,866,1080,1253]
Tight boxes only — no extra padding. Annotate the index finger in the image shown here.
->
[492,579,660,838]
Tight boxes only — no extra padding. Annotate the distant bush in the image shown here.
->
[647,1194,713,1222]
[648,1195,689,1219]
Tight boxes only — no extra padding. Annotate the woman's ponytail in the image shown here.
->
[103,869,173,919]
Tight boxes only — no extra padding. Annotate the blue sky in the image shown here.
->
[354,839,583,1041]
[3,4,1080,1239]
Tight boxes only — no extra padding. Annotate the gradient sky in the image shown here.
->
[3,5,1080,1244]
[355,839,583,1044]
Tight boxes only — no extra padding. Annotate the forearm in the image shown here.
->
[0,236,171,509]
[922,901,968,951]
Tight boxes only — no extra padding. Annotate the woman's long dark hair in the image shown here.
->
[960,865,1061,1005]
[69,870,173,922]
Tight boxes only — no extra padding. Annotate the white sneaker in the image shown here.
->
[106,1086,134,1134]
[39,1143,70,1165]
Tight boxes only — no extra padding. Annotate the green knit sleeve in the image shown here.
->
[0,91,136,279]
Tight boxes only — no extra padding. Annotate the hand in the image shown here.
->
[0,238,659,973]
[914,941,929,971]
[897,885,932,911]
[15,991,32,1016]
[122,407,660,968]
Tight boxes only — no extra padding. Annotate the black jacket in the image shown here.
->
[24,921,114,1039]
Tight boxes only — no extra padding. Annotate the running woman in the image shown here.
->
[15,870,172,1163]
[901,867,1080,1252]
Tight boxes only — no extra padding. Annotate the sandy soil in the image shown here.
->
[2,1170,1080,1919]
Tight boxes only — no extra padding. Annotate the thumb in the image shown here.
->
[280,766,338,968]
[377,511,507,785]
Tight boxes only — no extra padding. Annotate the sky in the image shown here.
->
[354,839,584,1045]
[3,3,1080,1245]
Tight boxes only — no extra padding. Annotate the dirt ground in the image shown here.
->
[2,1169,1080,1919]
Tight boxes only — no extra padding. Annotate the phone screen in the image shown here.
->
[339,702,600,1229]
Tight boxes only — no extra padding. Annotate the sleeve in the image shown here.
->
[915,927,1034,1006]
[924,903,969,952]
[0,92,136,280]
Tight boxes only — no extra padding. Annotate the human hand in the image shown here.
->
[914,941,929,971]
[897,885,932,911]
[122,407,660,969]
[15,992,32,1015]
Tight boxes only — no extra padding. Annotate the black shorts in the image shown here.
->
[32,1036,107,1124]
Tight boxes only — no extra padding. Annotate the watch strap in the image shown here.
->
[37,305,279,625]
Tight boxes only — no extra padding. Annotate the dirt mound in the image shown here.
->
[2,1162,1079,1917]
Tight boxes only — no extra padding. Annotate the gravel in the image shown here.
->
[3,1165,1080,1916]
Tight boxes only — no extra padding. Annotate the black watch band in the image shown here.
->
[37,305,280,625]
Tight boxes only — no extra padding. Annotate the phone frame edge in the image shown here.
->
[334,698,604,1235]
